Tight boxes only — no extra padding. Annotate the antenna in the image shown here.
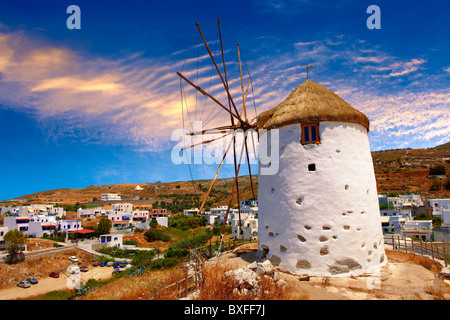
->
[306,64,313,79]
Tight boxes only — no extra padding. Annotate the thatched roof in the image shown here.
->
[257,79,370,131]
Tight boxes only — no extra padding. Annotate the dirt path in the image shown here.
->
[209,247,450,300]
[0,266,113,300]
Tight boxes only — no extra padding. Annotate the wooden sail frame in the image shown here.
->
[177,18,258,248]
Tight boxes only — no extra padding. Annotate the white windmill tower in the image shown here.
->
[257,76,387,277]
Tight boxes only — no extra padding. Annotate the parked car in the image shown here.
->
[112,269,122,275]
[106,261,114,267]
[100,261,108,267]
[49,271,60,278]
[118,261,128,268]
[80,265,89,272]
[125,264,133,269]
[26,277,38,285]
[67,265,80,274]
[17,281,30,288]
[113,261,120,268]
[68,256,79,262]
[93,261,101,267]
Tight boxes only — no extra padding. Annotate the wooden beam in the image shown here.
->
[198,130,236,213]
[181,133,230,151]
[196,21,243,124]
[237,43,248,121]
[177,71,241,123]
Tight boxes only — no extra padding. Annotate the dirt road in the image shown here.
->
[0,266,113,300]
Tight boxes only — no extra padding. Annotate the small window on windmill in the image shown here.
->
[300,123,320,145]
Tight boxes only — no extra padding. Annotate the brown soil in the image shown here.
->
[202,247,450,300]
[0,248,94,289]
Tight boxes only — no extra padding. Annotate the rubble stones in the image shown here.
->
[224,260,284,295]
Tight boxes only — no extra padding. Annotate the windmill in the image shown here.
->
[176,19,258,248]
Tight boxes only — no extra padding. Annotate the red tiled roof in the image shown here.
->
[69,229,94,234]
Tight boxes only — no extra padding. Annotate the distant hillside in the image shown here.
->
[4,142,449,209]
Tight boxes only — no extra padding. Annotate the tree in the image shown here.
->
[429,165,446,176]
[149,218,158,229]
[4,230,28,264]
[95,218,112,236]
[429,177,441,191]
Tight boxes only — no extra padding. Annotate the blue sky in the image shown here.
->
[0,0,449,200]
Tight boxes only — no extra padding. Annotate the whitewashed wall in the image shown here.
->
[258,121,387,276]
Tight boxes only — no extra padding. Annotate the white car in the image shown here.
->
[67,265,80,274]
[68,256,79,262]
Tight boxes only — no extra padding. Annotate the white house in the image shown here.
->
[77,207,103,219]
[131,209,149,223]
[257,79,386,277]
[1,204,65,218]
[380,210,411,234]
[426,199,450,217]
[399,194,422,207]
[99,233,123,248]
[101,193,122,201]
[183,208,199,216]
[57,220,82,233]
[111,203,133,214]
[230,212,258,240]
[0,226,9,252]
[402,220,433,241]
[439,206,450,230]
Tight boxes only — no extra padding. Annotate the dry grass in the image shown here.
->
[192,264,308,300]
[424,282,446,300]
[84,269,176,300]
[385,250,442,274]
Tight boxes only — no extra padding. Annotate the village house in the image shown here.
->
[183,208,200,216]
[99,233,123,248]
[111,203,133,214]
[1,204,65,218]
[426,199,450,217]
[0,226,8,252]
[402,220,433,241]
[379,210,412,234]
[77,207,103,219]
[230,212,258,240]
[101,193,122,201]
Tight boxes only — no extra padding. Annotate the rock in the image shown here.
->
[247,261,258,270]
[255,266,266,275]
[260,260,276,275]
[439,267,450,280]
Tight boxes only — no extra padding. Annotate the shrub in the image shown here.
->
[429,165,446,175]
[430,177,442,191]
[143,229,171,242]
[164,248,189,258]
[40,290,75,300]
[168,230,212,251]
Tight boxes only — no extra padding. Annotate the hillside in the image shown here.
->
[4,142,449,208]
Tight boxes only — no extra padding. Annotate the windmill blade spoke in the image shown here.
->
[239,77,251,119]
[196,21,243,124]
[177,71,241,123]
[186,124,239,136]
[198,130,237,213]
[221,136,246,235]
[181,132,231,151]
[244,136,256,200]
